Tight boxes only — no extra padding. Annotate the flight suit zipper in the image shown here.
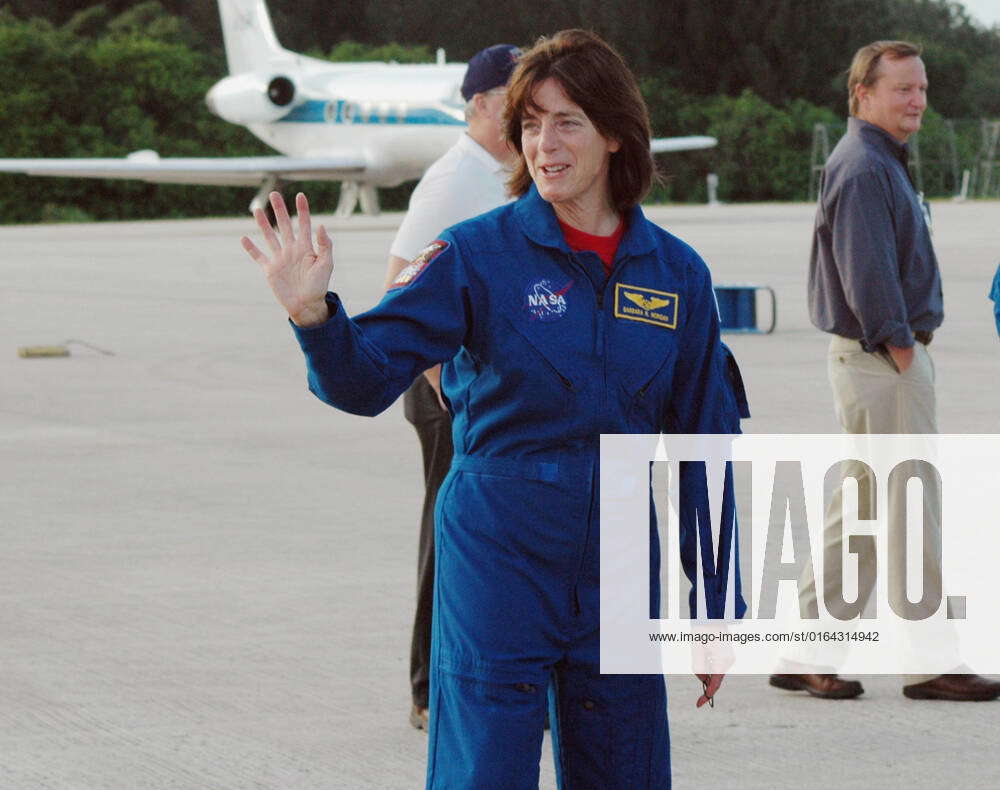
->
[560,248,631,615]
[567,252,606,360]
[600,253,630,421]
[595,290,605,359]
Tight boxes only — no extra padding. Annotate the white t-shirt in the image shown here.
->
[390,133,511,261]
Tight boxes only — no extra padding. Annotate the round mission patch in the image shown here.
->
[390,240,450,289]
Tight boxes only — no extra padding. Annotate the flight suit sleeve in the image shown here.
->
[665,256,748,620]
[290,233,471,417]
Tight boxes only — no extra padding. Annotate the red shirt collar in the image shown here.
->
[558,217,626,274]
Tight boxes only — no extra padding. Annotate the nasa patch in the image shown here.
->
[524,277,573,322]
[389,240,450,290]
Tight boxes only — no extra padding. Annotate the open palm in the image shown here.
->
[241,191,334,327]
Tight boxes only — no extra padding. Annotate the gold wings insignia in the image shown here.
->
[624,292,671,312]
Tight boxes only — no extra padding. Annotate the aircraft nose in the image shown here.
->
[205,85,220,117]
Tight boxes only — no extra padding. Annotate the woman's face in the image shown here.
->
[520,78,620,217]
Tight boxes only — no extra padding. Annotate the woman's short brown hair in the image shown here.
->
[847,40,922,116]
[503,29,654,213]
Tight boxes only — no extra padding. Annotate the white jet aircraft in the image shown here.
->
[0,0,717,216]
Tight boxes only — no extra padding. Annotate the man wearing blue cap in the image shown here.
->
[383,43,520,731]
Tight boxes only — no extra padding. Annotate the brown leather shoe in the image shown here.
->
[769,673,864,699]
[903,674,1000,701]
[409,705,429,731]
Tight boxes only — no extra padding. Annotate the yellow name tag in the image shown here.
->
[613,283,679,329]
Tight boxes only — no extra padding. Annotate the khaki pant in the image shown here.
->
[784,336,959,683]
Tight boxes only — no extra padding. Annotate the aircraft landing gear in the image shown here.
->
[250,176,284,226]
[335,181,380,217]
[250,178,381,223]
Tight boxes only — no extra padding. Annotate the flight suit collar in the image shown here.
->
[513,183,657,260]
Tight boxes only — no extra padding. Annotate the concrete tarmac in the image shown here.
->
[2,200,999,789]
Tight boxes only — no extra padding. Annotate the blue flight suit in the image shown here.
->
[291,184,747,789]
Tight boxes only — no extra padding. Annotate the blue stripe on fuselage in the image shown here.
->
[278,99,464,125]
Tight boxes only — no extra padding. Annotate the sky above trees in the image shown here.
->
[957,0,1000,28]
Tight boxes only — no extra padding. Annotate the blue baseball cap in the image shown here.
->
[460,44,521,101]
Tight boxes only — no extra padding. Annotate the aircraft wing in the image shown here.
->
[650,136,717,153]
[0,153,367,187]
[0,139,715,192]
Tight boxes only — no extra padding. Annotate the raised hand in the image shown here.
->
[241,191,334,328]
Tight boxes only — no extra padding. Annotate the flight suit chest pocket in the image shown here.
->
[617,333,678,432]
[609,280,682,394]
[627,346,677,395]
[496,274,586,392]
[612,314,680,398]
[500,312,577,392]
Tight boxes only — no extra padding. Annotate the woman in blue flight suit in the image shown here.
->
[243,30,747,790]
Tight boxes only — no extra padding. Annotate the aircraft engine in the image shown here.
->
[205,72,304,125]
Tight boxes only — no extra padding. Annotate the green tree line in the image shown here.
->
[1,0,998,222]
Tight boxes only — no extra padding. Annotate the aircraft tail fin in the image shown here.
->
[217,0,290,74]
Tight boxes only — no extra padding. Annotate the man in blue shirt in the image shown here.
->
[772,40,1000,702]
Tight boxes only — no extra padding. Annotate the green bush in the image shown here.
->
[641,80,840,204]
[2,2,997,220]
[39,202,94,223]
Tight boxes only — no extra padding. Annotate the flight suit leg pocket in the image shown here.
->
[430,667,548,790]
[553,667,669,789]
